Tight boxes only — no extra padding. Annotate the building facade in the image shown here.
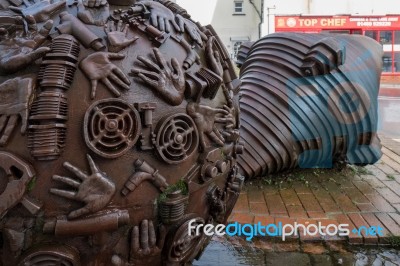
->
[275,15,400,75]
[210,0,262,59]
[206,0,400,75]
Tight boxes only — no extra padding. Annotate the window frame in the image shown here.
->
[233,1,244,14]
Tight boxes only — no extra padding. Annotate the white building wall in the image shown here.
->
[210,0,261,59]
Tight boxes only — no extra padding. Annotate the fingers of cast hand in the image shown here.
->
[86,154,101,174]
[28,47,51,61]
[157,16,165,32]
[111,65,131,86]
[102,77,120,97]
[170,17,180,32]
[138,73,158,88]
[132,225,140,252]
[170,57,182,78]
[39,19,53,35]
[148,220,156,247]
[176,15,185,32]
[152,48,168,70]
[137,55,161,72]
[52,175,81,188]
[106,52,125,60]
[68,206,90,219]
[0,115,17,145]
[90,79,98,99]
[150,13,158,29]
[50,188,77,200]
[63,161,88,180]
[140,219,149,252]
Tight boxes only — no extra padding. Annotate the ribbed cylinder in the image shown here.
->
[238,33,383,179]
[28,34,80,161]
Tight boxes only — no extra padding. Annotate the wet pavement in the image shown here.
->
[193,95,400,265]
[195,235,400,265]
[378,96,400,139]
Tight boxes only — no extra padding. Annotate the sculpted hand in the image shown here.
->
[176,14,207,46]
[206,36,224,76]
[0,77,35,145]
[130,220,165,264]
[0,18,53,75]
[50,154,116,219]
[187,102,229,149]
[141,1,180,33]
[83,0,107,7]
[222,104,236,130]
[80,52,131,99]
[10,0,66,23]
[105,20,138,52]
[131,48,185,106]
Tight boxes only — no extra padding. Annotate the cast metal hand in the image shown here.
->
[176,14,207,46]
[83,0,107,7]
[77,2,102,25]
[0,18,53,75]
[80,52,131,99]
[130,220,165,260]
[142,1,180,33]
[50,154,116,219]
[105,20,138,52]
[9,0,65,23]
[187,102,230,149]
[206,36,224,77]
[0,77,35,145]
[131,48,185,106]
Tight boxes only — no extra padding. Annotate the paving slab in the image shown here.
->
[229,135,400,245]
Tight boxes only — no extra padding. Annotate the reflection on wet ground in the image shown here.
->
[193,96,400,265]
[378,96,400,139]
[195,235,400,266]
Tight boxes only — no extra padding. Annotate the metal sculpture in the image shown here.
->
[0,1,242,265]
[28,34,80,160]
[84,99,141,158]
[238,33,383,179]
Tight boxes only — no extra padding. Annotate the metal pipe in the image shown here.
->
[43,210,130,236]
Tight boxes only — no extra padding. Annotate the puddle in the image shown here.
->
[194,236,400,266]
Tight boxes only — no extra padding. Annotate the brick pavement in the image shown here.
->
[229,136,400,245]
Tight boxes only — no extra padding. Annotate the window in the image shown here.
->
[233,41,243,59]
[365,30,378,41]
[383,52,393,72]
[234,1,243,13]
[380,31,393,46]
[394,31,400,72]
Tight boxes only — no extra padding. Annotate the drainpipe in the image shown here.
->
[249,0,264,39]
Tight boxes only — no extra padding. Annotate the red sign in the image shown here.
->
[275,15,400,31]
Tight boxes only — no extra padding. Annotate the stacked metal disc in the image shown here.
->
[238,33,383,179]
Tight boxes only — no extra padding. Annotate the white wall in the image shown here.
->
[176,0,217,25]
[210,0,261,58]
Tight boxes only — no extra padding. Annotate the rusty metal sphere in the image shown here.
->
[0,1,242,265]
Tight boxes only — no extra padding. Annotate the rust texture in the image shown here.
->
[0,0,242,265]
[238,33,383,179]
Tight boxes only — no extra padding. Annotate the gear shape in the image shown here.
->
[84,99,141,158]
[154,113,199,164]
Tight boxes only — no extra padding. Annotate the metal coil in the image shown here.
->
[28,125,67,160]
[29,92,68,121]
[28,34,80,161]
[238,33,383,179]
[159,190,187,224]
[48,34,80,60]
